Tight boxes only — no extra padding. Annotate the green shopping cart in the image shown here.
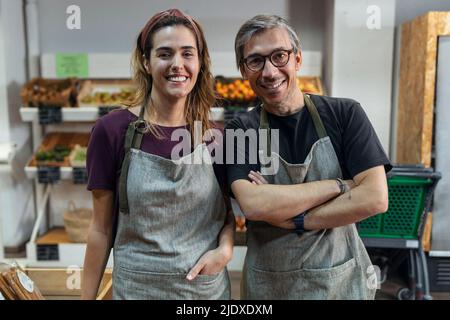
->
[358,165,441,300]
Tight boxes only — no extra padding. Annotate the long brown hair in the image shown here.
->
[125,10,215,140]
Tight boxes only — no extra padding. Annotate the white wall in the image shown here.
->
[0,0,10,144]
[329,0,395,154]
[0,0,35,248]
[37,0,289,76]
[395,0,450,26]
[38,0,289,53]
[289,0,326,52]
[323,0,335,95]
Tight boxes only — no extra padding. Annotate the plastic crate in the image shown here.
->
[358,176,433,239]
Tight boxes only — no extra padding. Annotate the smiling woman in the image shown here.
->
[82,9,234,300]
[126,10,215,138]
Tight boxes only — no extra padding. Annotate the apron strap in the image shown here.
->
[118,105,147,214]
[259,94,328,160]
[259,106,271,161]
[303,94,327,139]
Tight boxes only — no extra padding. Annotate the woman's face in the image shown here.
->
[147,25,200,101]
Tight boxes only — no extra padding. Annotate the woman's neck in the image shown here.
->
[147,93,187,127]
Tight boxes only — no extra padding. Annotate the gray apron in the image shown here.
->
[112,106,231,300]
[242,94,375,300]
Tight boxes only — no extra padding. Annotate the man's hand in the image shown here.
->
[247,171,294,229]
[246,171,356,230]
[186,246,232,280]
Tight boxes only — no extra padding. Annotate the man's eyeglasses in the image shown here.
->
[242,48,294,72]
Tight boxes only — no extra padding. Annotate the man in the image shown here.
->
[226,15,391,300]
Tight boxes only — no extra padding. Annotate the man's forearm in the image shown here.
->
[233,179,342,222]
[305,175,388,230]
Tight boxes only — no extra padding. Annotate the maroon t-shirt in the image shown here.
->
[86,109,227,221]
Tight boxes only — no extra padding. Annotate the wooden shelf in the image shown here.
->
[36,227,72,245]
[20,106,225,122]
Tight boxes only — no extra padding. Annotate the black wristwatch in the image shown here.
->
[293,212,307,236]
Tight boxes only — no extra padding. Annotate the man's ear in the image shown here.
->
[295,50,302,72]
[239,64,247,79]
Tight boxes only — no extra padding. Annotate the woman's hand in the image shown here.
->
[186,245,232,280]
[248,170,268,185]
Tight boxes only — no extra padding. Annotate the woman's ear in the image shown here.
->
[143,58,151,74]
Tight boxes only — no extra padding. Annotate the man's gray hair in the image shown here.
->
[234,15,301,69]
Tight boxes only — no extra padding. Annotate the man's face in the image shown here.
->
[240,27,301,109]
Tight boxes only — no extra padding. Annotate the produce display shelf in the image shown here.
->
[20,106,225,122]
[25,166,74,180]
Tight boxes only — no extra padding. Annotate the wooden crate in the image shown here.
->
[28,132,90,167]
[297,76,325,95]
[20,78,78,108]
[24,268,112,300]
[77,79,135,107]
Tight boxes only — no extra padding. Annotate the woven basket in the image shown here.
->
[63,201,92,243]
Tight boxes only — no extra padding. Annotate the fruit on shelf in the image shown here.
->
[69,144,87,168]
[215,79,256,102]
[296,77,321,94]
[215,77,323,103]
[80,88,135,106]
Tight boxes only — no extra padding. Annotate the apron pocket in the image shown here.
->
[113,265,230,300]
[245,258,369,300]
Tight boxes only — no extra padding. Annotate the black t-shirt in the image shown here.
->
[225,94,392,193]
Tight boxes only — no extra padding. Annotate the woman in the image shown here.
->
[82,9,234,300]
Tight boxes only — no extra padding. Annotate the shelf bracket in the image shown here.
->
[30,184,52,242]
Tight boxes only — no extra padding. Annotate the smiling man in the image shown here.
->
[225,15,392,300]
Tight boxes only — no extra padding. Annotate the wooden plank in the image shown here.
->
[397,12,450,167]
[397,14,429,165]
[422,212,433,252]
[96,279,113,300]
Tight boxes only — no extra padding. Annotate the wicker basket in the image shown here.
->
[63,201,92,243]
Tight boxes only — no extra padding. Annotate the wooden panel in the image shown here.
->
[397,12,450,167]
[422,213,433,252]
[25,268,112,299]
